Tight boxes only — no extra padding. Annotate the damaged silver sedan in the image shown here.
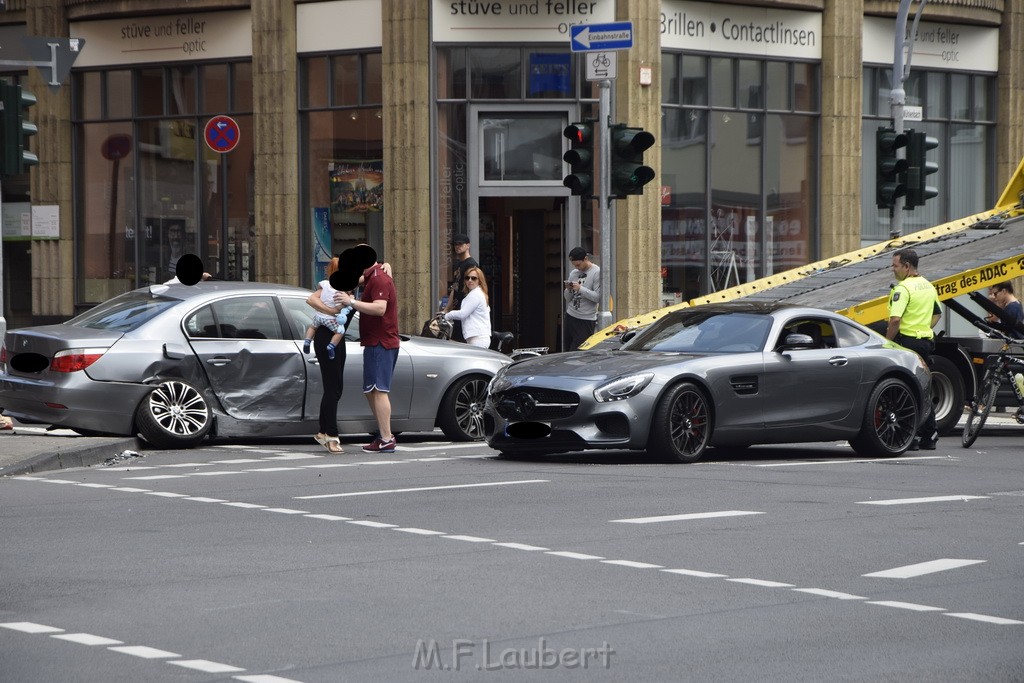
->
[0,281,509,449]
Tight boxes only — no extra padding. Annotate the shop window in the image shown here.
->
[137,68,164,117]
[470,48,521,99]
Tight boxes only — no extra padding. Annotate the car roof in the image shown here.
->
[143,281,312,303]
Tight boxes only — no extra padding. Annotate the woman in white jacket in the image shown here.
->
[444,266,492,348]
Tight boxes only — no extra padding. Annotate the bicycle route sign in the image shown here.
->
[570,21,633,52]
[204,115,240,154]
[586,51,617,81]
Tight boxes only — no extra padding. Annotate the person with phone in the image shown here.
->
[563,247,601,351]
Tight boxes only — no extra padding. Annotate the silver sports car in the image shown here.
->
[485,303,931,462]
[1,281,509,449]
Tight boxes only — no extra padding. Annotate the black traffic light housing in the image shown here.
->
[562,121,595,198]
[609,124,655,197]
[1,82,38,176]
[875,126,908,209]
[904,130,938,209]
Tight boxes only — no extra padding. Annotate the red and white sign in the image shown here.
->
[204,115,240,153]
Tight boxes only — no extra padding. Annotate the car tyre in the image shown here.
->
[929,355,965,436]
[135,380,213,449]
[647,382,712,463]
[850,377,918,457]
[437,375,489,441]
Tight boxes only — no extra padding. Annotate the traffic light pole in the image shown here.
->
[597,79,613,332]
[889,0,927,238]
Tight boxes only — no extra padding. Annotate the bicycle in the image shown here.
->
[961,322,1024,447]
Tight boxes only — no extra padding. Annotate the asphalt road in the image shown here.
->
[2,432,1022,682]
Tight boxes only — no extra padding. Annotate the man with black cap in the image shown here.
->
[443,232,478,342]
[563,246,601,350]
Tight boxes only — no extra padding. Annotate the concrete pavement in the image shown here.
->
[0,418,142,478]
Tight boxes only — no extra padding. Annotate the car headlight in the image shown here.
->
[488,365,511,394]
[594,373,654,402]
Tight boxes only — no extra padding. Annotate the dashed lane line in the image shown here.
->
[294,479,548,499]
[611,510,764,524]
[857,495,989,505]
[863,559,986,579]
[119,454,490,480]
[11,475,1023,628]
[1,621,302,681]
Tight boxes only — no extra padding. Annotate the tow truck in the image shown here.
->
[585,157,1024,435]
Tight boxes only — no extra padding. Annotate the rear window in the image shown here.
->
[69,291,180,333]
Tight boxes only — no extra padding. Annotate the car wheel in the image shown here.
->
[929,355,965,436]
[647,382,712,463]
[135,380,213,449]
[437,374,489,441]
[850,377,918,457]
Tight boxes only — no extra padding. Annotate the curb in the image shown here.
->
[0,437,144,478]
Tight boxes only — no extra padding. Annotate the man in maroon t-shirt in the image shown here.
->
[339,262,399,452]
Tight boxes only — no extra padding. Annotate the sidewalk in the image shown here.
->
[0,418,142,478]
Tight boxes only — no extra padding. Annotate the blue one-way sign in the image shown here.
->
[570,21,633,52]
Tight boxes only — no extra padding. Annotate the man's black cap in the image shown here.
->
[452,233,470,245]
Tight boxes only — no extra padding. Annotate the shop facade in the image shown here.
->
[1,0,1020,347]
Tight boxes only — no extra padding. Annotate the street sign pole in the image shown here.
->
[598,79,613,332]
[888,0,927,238]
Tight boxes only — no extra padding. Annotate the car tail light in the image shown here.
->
[50,348,107,373]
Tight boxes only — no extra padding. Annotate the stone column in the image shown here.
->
[251,0,299,285]
[25,1,74,318]
[997,0,1024,187]
[613,0,662,320]
[819,0,864,257]
[381,0,432,334]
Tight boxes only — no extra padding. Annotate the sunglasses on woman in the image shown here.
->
[464,275,478,281]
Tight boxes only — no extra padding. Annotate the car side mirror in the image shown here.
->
[620,330,638,345]
[778,333,815,351]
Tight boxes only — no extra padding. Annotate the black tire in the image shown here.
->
[962,370,999,448]
[437,375,489,441]
[930,355,965,436]
[646,382,712,463]
[850,377,918,457]
[135,380,213,449]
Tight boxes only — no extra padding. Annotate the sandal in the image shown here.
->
[325,437,343,454]
[313,433,328,447]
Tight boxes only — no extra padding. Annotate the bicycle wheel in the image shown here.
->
[962,370,1000,448]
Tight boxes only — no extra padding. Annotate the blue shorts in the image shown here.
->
[362,344,399,393]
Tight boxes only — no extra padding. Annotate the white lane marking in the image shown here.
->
[185,497,227,503]
[601,560,663,569]
[234,674,307,683]
[168,659,245,673]
[793,588,865,600]
[868,601,946,612]
[261,508,309,515]
[946,613,1024,625]
[108,645,180,659]
[545,551,604,560]
[305,463,357,469]
[100,467,156,471]
[1,622,64,634]
[863,558,986,579]
[222,502,265,509]
[360,460,403,466]
[347,520,398,528]
[754,456,946,467]
[77,483,115,488]
[661,569,728,578]
[263,454,322,461]
[165,462,213,468]
[394,528,446,535]
[857,495,989,506]
[109,487,151,493]
[210,459,265,464]
[493,542,549,551]
[126,475,189,480]
[443,535,495,543]
[305,514,351,521]
[611,510,763,524]
[244,467,301,473]
[51,633,123,646]
[295,479,548,500]
[728,578,794,588]
[145,491,189,498]
[192,470,244,476]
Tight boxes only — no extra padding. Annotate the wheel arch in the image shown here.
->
[648,375,716,441]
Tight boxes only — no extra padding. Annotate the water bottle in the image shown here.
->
[1014,372,1024,400]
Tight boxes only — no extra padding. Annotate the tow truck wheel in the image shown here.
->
[930,355,965,436]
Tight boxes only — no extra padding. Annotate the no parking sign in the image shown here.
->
[204,115,240,153]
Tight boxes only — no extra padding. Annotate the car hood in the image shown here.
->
[506,349,702,381]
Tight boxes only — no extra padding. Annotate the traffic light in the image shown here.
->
[875,126,908,209]
[562,121,595,197]
[1,83,38,176]
[609,124,655,197]
[904,130,939,209]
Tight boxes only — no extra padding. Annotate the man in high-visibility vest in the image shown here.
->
[886,248,941,450]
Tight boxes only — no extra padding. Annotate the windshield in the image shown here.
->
[69,291,180,333]
[628,311,773,353]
